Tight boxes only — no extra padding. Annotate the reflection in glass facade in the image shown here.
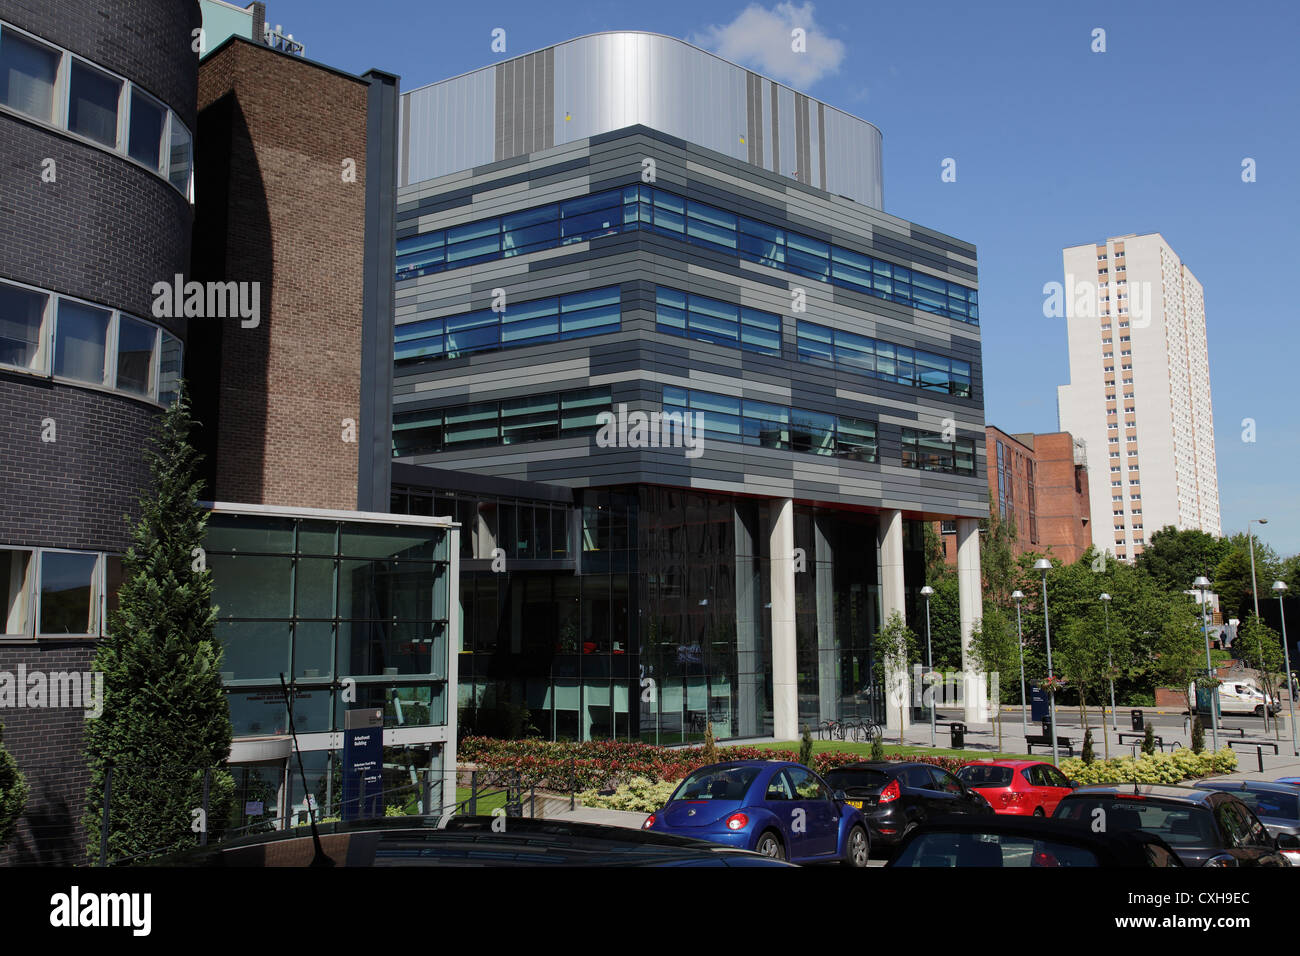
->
[206,506,457,828]
[391,484,916,744]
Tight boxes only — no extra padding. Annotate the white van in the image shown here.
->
[1190,678,1280,717]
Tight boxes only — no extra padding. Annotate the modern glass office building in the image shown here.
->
[390,32,990,743]
[206,503,458,829]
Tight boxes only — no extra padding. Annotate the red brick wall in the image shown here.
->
[939,429,1093,566]
[1033,432,1091,564]
[194,40,367,511]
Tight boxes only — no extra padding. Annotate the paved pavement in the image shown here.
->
[845,705,1300,783]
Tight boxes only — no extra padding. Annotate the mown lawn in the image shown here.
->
[756,740,1034,760]
[454,785,509,814]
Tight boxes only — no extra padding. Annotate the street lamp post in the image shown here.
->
[1195,576,1220,753]
[1274,582,1297,757]
[1035,559,1058,767]
[1248,519,1268,619]
[1248,519,1269,732]
[1012,589,1027,737]
[921,585,935,748]
[1100,593,1116,732]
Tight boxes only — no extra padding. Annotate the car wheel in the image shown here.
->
[755,831,785,861]
[1033,807,1045,818]
[842,825,870,867]
[1255,705,1265,718]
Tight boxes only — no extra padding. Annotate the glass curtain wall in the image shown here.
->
[793,507,882,726]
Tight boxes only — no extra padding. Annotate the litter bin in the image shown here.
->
[1041,717,1054,740]
[1130,709,1144,732]
[950,722,966,749]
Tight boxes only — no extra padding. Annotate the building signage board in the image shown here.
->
[342,707,384,821]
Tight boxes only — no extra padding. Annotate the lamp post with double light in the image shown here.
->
[921,585,935,748]
[1100,593,1116,732]
[1195,575,1220,753]
[1035,559,1059,766]
[1012,589,1027,737]
[1248,519,1269,731]
[1274,581,1297,757]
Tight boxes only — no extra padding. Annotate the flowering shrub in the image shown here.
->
[459,736,972,793]
[1059,747,1236,786]
[578,777,678,813]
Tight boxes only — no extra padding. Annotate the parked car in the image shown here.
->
[821,761,993,850]
[642,760,870,865]
[1052,784,1293,866]
[1193,780,1300,865]
[956,759,1076,816]
[158,815,792,867]
[885,817,1184,868]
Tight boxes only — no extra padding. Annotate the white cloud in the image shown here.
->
[692,3,846,89]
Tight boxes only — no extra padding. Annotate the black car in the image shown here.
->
[885,817,1185,867]
[1052,784,1293,867]
[1193,780,1300,864]
[822,761,994,849]
[157,815,793,867]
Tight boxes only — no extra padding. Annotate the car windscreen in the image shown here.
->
[823,769,891,791]
[956,765,1014,787]
[1055,796,1217,846]
[1215,789,1300,821]
[671,767,760,802]
[893,831,1099,867]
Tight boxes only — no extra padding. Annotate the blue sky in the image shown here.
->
[265,0,1300,556]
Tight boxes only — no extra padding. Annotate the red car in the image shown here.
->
[956,760,1077,817]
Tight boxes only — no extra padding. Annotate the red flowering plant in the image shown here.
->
[1041,675,1067,695]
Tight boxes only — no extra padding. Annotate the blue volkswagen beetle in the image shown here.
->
[642,760,871,866]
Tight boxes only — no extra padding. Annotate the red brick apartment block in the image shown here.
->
[941,427,1092,566]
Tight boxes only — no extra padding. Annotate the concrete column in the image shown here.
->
[770,498,798,741]
[956,517,988,722]
[815,514,838,723]
[879,509,909,732]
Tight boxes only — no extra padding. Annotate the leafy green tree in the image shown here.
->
[1281,554,1300,595]
[980,496,1018,609]
[1081,727,1095,765]
[798,725,813,767]
[1153,600,1208,712]
[83,388,234,863]
[1055,610,1110,758]
[1191,716,1205,754]
[1235,614,1286,738]
[0,721,27,849]
[1214,550,1257,623]
[1142,722,1156,755]
[968,603,1017,753]
[923,522,952,584]
[923,576,962,671]
[877,611,919,745]
[1137,526,1231,595]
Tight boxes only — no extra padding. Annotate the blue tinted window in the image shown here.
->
[396,185,978,324]
[654,287,780,356]
[395,317,445,361]
[396,287,621,363]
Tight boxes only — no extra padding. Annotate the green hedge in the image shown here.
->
[1060,747,1236,785]
[460,735,971,793]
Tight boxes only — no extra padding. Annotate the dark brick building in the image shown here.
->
[0,0,200,862]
